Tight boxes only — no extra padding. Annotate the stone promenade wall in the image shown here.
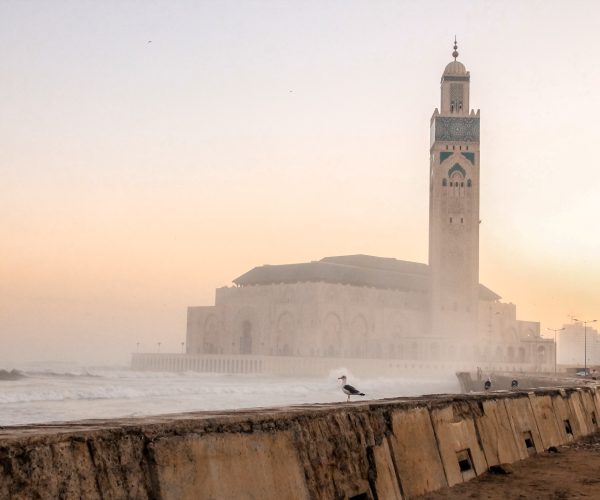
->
[1,386,599,499]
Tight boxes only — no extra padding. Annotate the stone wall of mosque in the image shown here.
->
[3,385,600,499]
[186,282,553,368]
[186,282,429,359]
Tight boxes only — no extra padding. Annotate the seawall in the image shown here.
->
[131,352,551,377]
[1,385,599,499]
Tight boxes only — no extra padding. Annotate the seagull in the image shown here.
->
[338,375,365,402]
[484,377,492,391]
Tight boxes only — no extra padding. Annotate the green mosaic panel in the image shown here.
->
[461,152,475,164]
[440,151,453,163]
[434,116,480,142]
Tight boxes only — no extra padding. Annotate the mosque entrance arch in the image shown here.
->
[323,313,341,357]
[240,320,253,354]
[349,315,368,357]
[276,312,295,356]
[507,346,515,362]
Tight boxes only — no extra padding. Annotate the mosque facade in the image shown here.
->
[184,44,554,372]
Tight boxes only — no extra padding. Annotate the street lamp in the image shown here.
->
[157,342,162,353]
[573,318,597,376]
[547,327,565,375]
[181,342,185,354]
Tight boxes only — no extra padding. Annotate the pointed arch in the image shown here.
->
[276,311,295,356]
[322,312,342,357]
[448,163,466,178]
[349,314,368,357]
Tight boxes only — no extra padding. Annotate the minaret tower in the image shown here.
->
[429,39,480,340]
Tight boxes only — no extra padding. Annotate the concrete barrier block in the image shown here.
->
[528,393,563,449]
[473,399,521,465]
[591,385,600,415]
[566,390,592,437]
[503,396,544,459]
[430,402,488,487]
[290,409,389,499]
[372,438,403,500]
[580,387,600,432]
[388,406,447,497]
[551,391,576,443]
[152,431,310,500]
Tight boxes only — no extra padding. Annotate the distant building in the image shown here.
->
[558,323,600,366]
[184,42,553,373]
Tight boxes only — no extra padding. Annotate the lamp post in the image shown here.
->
[181,342,185,354]
[573,319,597,376]
[157,342,162,353]
[547,327,565,375]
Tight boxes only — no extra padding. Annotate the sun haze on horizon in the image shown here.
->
[1,1,599,365]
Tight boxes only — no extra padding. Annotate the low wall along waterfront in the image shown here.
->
[131,352,551,377]
[1,385,599,499]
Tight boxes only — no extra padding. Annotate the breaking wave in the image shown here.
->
[0,369,25,381]
[0,363,460,425]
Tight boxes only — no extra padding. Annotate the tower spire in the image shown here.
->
[452,36,459,60]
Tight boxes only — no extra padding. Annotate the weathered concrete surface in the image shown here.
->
[566,389,592,437]
[429,402,488,487]
[503,395,545,459]
[551,389,578,442]
[153,431,309,500]
[527,392,563,449]
[474,399,521,466]
[388,406,447,498]
[1,387,600,500]
[580,388,600,434]
[372,438,403,500]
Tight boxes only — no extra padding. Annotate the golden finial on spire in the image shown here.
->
[452,36,459,60]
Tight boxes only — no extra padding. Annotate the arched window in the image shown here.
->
[442,178,447,186]
[411,342,419,360]
[448,163,466,197]
[467,179,472,187]
[323,313,342,358]
[537,345,546,364]
[507,346,515,362]
[276,312,295,356]
[203,315,219,354]
[240,320,253,354]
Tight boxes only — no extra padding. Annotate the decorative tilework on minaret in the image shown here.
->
[429,40,481,340]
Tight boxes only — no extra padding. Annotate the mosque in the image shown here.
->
[136,43,554,375]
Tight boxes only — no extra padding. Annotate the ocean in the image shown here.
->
[0,363,461,426]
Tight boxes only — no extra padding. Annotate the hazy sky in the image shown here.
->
[2,1,599,366]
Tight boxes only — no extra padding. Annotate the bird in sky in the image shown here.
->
[337,375,365,402]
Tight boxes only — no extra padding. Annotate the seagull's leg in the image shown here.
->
[347,395,350,402]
